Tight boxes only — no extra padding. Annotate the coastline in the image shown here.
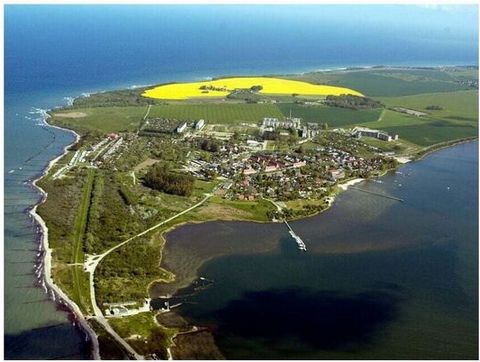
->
[23,64,477,359]
[413,136,478,161]
[29,113,100,360]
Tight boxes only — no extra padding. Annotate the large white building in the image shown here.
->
[176,122,187,134]
[195,119,205,130]
[260,116,302,136]
[351,127,398,142]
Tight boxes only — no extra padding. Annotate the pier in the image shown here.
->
[350,186,404,202]
[284,220,307,251]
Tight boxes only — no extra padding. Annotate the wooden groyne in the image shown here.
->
[350,186,404,202]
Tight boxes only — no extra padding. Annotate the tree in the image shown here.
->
[144,163,194,196]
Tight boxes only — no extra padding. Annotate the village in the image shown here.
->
[52,112,400,211]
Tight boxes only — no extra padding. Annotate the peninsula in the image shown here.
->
[35,66,478,359]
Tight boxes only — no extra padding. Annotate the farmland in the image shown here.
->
[147,103,284,124]
[290,67,475,97]
[378,90,478,122]
[277,103,382,128]
[142,76,363,100]
[359,90,479,146]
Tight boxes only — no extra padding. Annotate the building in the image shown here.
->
[351,127,398,142]
[329,168,345,181]
[176,122,187,134]
[195,119,205,130]
[261,117,301,130]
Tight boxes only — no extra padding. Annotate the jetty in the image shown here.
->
[284,220,307,251]
[350,186,404,202]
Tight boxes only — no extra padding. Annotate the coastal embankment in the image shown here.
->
[29,114,100,360]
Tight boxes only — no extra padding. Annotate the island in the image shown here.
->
[34,66,478,359]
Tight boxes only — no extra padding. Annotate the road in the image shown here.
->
[84,192,214,359]
[143,104,152,120]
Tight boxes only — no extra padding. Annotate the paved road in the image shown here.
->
[85,192,213,359]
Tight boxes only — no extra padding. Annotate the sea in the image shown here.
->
[4,5,478,359]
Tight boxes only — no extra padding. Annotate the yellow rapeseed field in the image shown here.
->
[142,77,363,100]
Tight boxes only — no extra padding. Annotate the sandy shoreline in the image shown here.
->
[29,113,100,360]
[337,177,365,191]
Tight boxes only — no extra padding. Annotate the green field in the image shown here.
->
[51,106,148,133]
[277,103,382,127]
[290,68,474,97]
[359,90,479,146]
[147,103,283,124]
[379,90,479,122]
[71,168,95,313]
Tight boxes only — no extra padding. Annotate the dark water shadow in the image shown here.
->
[4,322,91,360]
[215,288,401,354]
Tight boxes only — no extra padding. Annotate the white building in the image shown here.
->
[195,119,205,130]
[176,122,187,134]
[351,127,398,142]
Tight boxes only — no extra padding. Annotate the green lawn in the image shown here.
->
[147,103,283,124]
[51,106,147,133]
[277,103,382,127]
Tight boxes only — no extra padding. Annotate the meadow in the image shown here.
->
[291,68,474,97]
[378,90,478,122]
[142,77,362,100]
[277,103,382,128]
[51,106,148,133]
[147,103,284,124]
[360,90,478,146]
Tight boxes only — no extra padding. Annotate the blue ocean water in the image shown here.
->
[4,5,478,359]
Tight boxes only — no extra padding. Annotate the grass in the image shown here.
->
[51,106,147,133]
[142,77,362,100]
[358,90,478,146]
[108,312,175,359]
[72,168,95,264]
[71,168,95,313]
[147,103,284,124]
[207,196,275,222]
[290,68,473,97]
[359,137,420,154]
[378,90,479,123]
[277,103,382,127]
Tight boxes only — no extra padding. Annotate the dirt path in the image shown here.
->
[84,192,214,359]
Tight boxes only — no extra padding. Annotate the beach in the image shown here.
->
[29,115,100,360]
